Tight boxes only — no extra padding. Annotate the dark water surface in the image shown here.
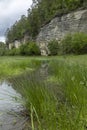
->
[0,81,26,130]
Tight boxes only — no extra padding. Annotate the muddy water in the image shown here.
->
[0,81,26,130]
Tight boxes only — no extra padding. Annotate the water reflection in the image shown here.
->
[0,81,25,130]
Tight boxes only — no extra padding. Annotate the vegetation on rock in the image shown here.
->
[48,40,60,55]
[48,33,87,55]
[6,0,86,43]
[3,42,41,56]
[20,42,41,56]
[61,33,87,54]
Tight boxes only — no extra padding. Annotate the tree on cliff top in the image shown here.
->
[6,0,86,43]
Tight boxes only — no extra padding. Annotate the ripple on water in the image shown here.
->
[0,81,26,130]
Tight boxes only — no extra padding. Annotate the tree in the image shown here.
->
[0,42,7,56]
[6,0,85,43]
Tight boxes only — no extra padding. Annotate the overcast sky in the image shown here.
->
[0,0,32,42]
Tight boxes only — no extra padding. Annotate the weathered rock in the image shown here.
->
[14,40,21,48]
[9,43,13,50]
[9,34,30,49]
[9,40,21,49]
[36,9,87,55]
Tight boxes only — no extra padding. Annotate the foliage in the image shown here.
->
[9,56,87,130]
[5,32,87,56]
[6,0,86,43]
[7,48,20,56]
[19,44,28,55]
[0,56,41,79]
[5,42,41,56]
[47,59,87,130]
[61,33,87,54]
[48,40,60,55]
[20,42,41,56]
[6,15,28,43]
[25,42,41,55]
[0,42,7,56]
[47,33,87,55]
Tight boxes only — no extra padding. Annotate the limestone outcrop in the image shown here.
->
[8,34,29,49]
[36,9,87,55]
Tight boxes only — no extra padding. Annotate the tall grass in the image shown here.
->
[10,72,58,130]
[0,57,41,79]
[48,59,87,130]
[9,58,87,130]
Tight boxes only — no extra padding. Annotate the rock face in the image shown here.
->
[36,9,87,55]
[9,40,21,49]
[9,34,29,49]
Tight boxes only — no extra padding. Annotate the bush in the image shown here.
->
[14,48,21,55]
[61,33,87,55]
[61,34,74,54]
[0,43,7,56]
[25,42,41,56]
[6,42,40,56]
[20,42,41,56]
[47,33,87,56]
[48,40,60,55]
[8,48,16,56]
[7,48,20,56]
[20,44,27,55]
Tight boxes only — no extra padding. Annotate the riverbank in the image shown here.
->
[0,55,87,130]
[0,55,87,79]
[0,56,42,80]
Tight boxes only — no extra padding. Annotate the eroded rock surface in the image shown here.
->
[36,9,87,55]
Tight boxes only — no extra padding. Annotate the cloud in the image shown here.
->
[0,0,32,42]
[0,36,6,42]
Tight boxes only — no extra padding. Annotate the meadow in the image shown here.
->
[0,55,87,130]
[0,56,42,79]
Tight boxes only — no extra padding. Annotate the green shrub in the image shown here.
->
[61,33,87,55]
[25,42,41,56]
[8,48,16,56]
[48,40,59,55]
[0,42,7,56]
[14,48,21,55]
[8,48,20,56]
[47,33,87,56]
[20,42,41,56]
[19,44,27,55]
[60,34,74,54]
[6,42,40,56]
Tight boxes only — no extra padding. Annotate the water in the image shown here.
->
[0,81,26,130]
[0,64,49,130]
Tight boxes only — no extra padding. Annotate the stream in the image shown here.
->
[0,63,49,130]
[0,81,26,130]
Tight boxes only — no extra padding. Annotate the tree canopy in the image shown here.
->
[6,0,86,43]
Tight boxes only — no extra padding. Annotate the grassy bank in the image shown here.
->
[47,59,87,130]
[0,56,42,79]
[5,55,87,130]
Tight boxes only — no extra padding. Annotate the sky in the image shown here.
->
[0,0,32,42]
